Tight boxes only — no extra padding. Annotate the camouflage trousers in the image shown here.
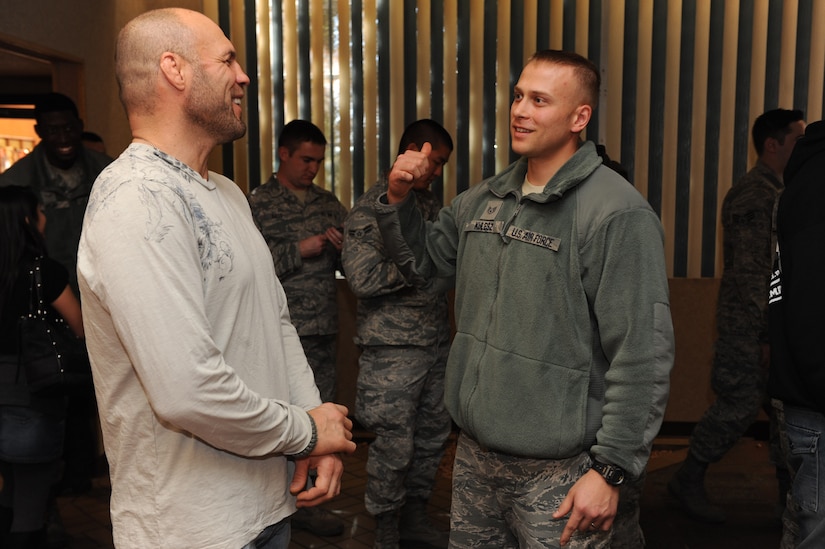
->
[355,340,452,515]
[690,336,767,463]
[299,333,337,403]
[449,433,646,549]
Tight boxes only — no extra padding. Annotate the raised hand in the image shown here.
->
[387,142,433,204]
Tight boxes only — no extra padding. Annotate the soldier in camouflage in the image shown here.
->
[669,109,806,524]
[249,120,347,403]
[342,120,454,549]
[248,119,348,537]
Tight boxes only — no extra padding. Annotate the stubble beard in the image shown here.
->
[185,69,246,144]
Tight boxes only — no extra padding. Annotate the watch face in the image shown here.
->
[607,467,625,485]
[593,461,625,485]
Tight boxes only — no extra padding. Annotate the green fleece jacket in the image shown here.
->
[376,141,674,476]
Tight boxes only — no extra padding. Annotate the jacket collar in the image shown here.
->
[750,159,784,190]
[488,141,603,203]
[268,174,322,202]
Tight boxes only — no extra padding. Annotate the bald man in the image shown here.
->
[77,9,355,549]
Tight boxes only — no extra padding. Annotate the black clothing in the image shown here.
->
[0,257,68,355]
[768,120,825,415]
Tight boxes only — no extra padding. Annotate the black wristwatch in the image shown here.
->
[591,460,626,486]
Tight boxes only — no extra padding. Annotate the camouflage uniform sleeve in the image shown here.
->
[248,186,303,278]
[334,199,348,228]
[342,192,412,299]
[719,176,778,340]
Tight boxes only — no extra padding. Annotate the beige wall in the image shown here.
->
[665,277,767,424]
[0,0,203,158]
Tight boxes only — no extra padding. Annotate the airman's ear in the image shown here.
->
[277,145,292,163]
[571,104,592,134]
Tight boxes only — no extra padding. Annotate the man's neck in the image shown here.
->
[525,142,580,186]
[758,156,784,180]
[276,172,311,193]
[131,117,215,179]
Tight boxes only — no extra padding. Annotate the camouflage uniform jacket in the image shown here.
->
[342,179,450,347]
[717,160,783,342]
[249,174,347,337]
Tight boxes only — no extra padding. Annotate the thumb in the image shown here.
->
[290,459,309,495]
[420,141,433,157]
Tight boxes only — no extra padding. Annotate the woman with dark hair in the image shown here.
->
[0,185,84,548]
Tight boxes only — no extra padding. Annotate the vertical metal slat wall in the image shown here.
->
[221,0,825,279]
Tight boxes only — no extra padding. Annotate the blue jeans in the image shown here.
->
[0,406,65,463]
[782,404,825,548]
[240,520,290,549]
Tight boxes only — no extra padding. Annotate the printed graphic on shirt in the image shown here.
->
[768,267,781,305]
[90,144,236,283]
[140,183,235,282]
[768,247,782,305]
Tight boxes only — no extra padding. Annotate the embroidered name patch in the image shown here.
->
[462,221,561,252]
[505,225,561,251]
[464,219,505,233]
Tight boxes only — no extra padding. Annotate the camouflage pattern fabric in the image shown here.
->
[449,433,613,549]
[248,174,347,337]
[715,161,783,340]
[690,161,782,463]
[355,340,452,515]
[344,179,454,516]
[342,181,450,346]
[299,333,337,403]
[691,336,766,462]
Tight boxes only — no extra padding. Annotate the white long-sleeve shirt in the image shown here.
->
[78,143,321,549]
